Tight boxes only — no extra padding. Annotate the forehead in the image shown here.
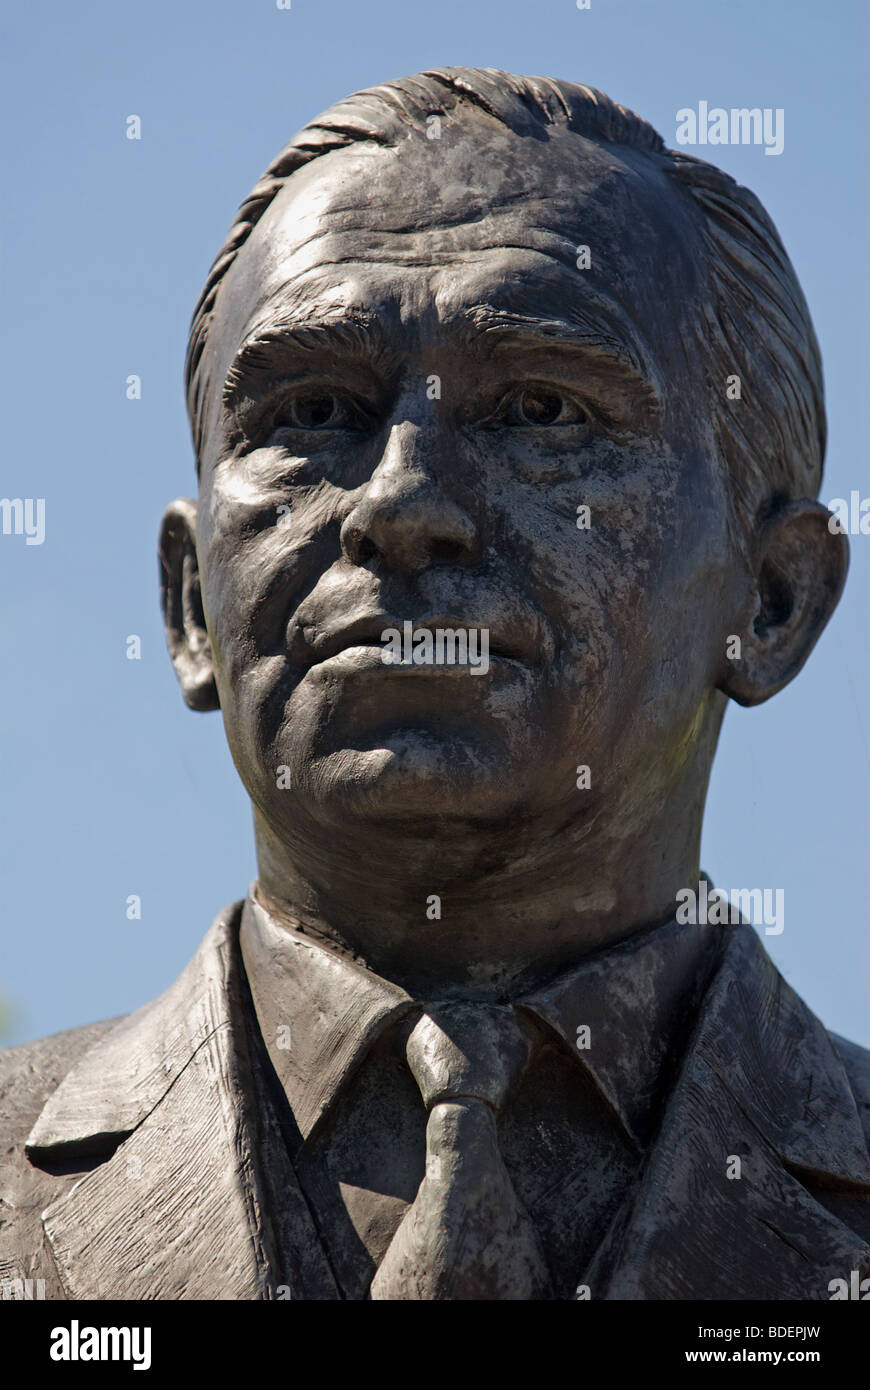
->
[209,123,706,392]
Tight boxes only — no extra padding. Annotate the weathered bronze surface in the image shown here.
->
[2,68,867,1301]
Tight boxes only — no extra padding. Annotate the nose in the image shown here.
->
[340,419,480,574]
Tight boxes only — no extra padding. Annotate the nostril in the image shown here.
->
[354,535,379,566]
[429,539,469,566]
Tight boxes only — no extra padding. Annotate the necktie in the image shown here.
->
[370,1002,553,1300]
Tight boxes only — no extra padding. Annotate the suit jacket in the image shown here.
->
[2,901,870,1300]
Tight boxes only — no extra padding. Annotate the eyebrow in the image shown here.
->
[222,303,661,414]
[222,312,392,409]
[451,304,661,409]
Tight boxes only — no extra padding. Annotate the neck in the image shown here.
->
[252,776,710,999]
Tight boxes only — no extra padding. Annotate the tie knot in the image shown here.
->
[404,1002,533,1111]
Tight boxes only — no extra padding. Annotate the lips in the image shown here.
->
[298,610,543,667]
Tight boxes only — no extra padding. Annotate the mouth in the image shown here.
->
[300,612,538,670]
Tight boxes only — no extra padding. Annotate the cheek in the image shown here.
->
[198,477,349,664]
[512,457,730,707]
[514,465,678,636]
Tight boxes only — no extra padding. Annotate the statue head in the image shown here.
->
[159,68,846,989]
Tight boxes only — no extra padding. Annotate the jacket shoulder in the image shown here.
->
[829,1030,870,1148]
[0,1020,123,1295]
[0,1020,122,1186]
[0,1020,122,1127]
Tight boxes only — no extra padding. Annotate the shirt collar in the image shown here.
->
[240,890,719,1150]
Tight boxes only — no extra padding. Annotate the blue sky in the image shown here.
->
[2,0,868,1046]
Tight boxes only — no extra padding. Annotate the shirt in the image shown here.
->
[239,889,720,1299]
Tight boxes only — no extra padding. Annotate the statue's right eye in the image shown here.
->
[278,392,342,429]
[270,389,371,435]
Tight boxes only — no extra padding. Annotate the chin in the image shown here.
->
[284,727,525,824]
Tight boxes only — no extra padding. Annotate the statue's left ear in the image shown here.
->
[158,497,220,711]
[719,499,849,707]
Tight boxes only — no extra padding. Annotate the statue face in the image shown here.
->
[193,124,745,841]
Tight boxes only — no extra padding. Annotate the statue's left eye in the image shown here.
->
[510,389,587,427]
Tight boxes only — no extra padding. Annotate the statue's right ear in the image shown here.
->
[158,498,220,711]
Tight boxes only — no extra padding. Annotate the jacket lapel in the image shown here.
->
[588,924,870,1299]
[26,904,338,1300]
[28,906,870,1300]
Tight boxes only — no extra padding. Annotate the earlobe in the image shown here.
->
[158,498,220,712]
[719,499,849,708]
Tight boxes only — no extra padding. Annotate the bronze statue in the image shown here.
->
[2,67,868,1300]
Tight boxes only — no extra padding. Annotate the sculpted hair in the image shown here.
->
[185,66,825,545]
